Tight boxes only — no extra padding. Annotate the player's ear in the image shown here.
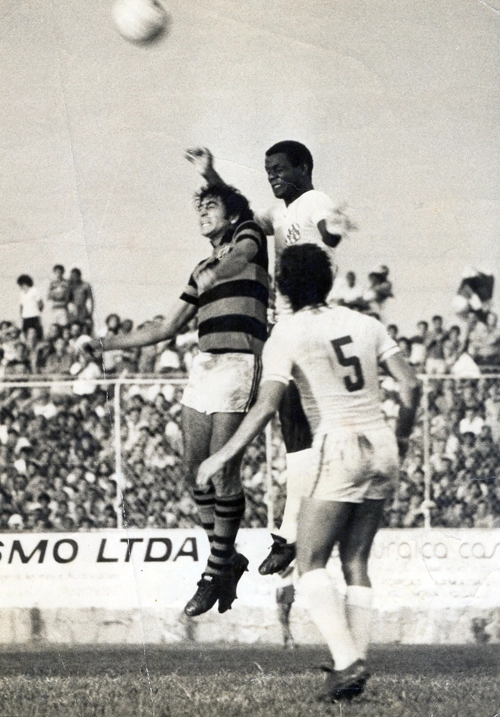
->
[229,214,239,225]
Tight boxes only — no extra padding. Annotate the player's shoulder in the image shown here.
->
[234,219,266,239]
[331,305,386,333]
[299,189,334,207]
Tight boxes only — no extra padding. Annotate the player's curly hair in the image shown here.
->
[195,184,254,225]
[266,141,314,177]
[277,244,333,312]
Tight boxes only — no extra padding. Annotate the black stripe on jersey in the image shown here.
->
[198,315,267,342]
[179,292,198,306]
[199,280,269,308]
[233,221,263,245]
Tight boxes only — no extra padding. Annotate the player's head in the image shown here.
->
[265,141,314,202]
[195,184,253,242]
[277,244,333,312]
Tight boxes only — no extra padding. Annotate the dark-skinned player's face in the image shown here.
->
[265,153,307,202]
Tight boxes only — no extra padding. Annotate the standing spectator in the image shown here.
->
[362,265,393,320]
[47,265,70,327]
[332,271,363,309]
[387,325,398,342]
[68,268,94,333]
[42,336,73,376]
[101,314,121,374]
[17,275,44,340]
[425,315,446,374]
[443,325,462,372]
[409,321,428,370]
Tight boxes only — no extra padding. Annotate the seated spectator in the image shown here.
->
[42,336,73,376]
[442,325,462,372]
[4,342,30,377]
[71,345,102,396]
[459,408,484,436]
[467,312,500,369]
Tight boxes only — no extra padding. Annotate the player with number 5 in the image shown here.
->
[197,244,419,702]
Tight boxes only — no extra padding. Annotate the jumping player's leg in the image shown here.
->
[207,411,246,578]
[339,499,385,659]
[181,405,215,544]
[259,383,312,574]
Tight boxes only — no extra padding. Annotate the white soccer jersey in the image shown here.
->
[262,305,400,436]
[256,190,337,263]
[256,190,338,317]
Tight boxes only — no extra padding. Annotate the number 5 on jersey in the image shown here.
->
[331,336,365,392]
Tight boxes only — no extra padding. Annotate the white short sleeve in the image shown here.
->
[307,191,336,227]
[262,323,294,385]
[254,206,275,236]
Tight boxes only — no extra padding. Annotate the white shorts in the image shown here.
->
[181,351,261,415]
[308,425,399,502]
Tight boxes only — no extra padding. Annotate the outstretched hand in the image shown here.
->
[185,147,214,175]
[197,452,227,488]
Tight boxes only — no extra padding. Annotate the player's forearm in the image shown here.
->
[396,384,420,439]
[101,323,172,351]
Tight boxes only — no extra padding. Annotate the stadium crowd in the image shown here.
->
[0,265,498,532]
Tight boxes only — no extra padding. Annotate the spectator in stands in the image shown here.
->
[459,408,484,436]
[332,271,363,309]
[47,265,70,327]
[425,315,446,374]
[102,314,121,374]
[443,325,462,372]
[467,312,500,369]
[4,342,30,377]
[387,324,398,342]
[409,321,428,371]
[397,337,411,360]
[68,268,94,333]
[17,275,44,341]
[42,337,73,376]
[362,265,393,319]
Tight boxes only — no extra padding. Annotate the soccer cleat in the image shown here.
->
[218,552,249,614]
[258,534,296,575]
[184,574,221,617]
[317,659,370,703]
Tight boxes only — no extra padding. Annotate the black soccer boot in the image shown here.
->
[258,534,296,575]
[184,574,221,617]
[218,552,249,613]
[316,659,370,703]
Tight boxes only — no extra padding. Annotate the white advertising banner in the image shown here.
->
[0,528,499,612]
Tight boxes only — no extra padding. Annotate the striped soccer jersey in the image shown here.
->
[180,220,269,355]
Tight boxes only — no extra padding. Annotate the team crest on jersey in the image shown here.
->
[285,223,301,245]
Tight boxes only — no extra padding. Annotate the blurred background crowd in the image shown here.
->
[0,263,498,532]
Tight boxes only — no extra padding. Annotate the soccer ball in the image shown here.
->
[112,0,169,43]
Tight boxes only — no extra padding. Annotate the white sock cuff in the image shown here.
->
[346,585,373,608]
[299,568,330,593]
[286,448,314,474]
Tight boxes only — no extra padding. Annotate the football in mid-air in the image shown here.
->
[112,0,169,44]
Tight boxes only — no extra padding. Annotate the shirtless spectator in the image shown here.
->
[47,265,70,327]
[68,268,94,333]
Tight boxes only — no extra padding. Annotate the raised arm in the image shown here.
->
[197,380,286,487]
[194,237,258,293]
[185,147,226,187]
[317,205,358,249]
[97,299,196,351]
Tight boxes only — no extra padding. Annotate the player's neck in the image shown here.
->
[284,182,314,207]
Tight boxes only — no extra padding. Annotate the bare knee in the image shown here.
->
[341,556,370,587]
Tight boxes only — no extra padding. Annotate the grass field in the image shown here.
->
[0,644,498,717]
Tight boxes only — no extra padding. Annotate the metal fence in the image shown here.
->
[0,374,498,531]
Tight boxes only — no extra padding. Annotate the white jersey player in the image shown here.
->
[186,142,356,574]
[197,244,420,703]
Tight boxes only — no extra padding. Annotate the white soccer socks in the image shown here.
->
[345,585,373,659]
[300,569,360,671]
[278,449,315,544]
